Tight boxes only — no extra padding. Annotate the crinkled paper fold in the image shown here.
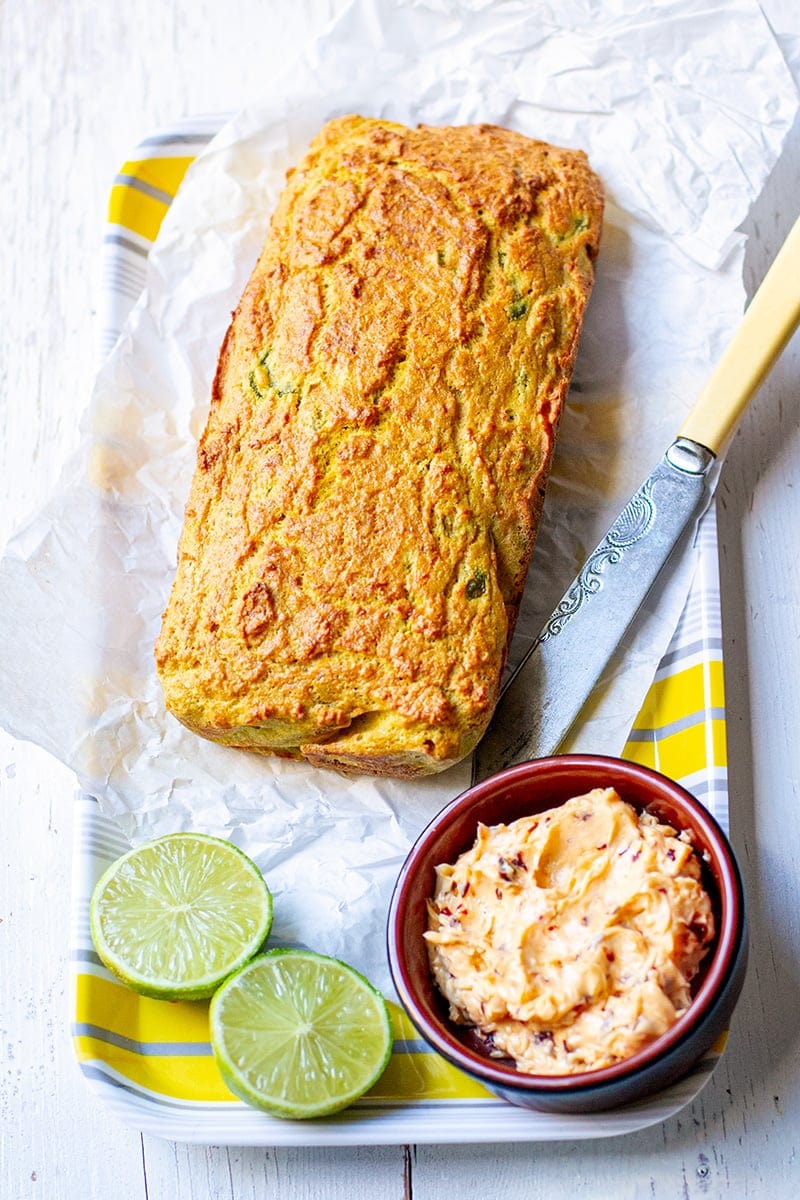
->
[1,0,796,993]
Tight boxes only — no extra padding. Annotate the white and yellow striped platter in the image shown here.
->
[71,120,730,1145]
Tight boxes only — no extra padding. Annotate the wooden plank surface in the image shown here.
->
[2,1,799,1196]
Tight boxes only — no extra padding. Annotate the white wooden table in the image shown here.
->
[2,2,799,1196]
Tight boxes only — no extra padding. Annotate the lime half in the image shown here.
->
[89,833,273,1000]
[210,949,393,1119]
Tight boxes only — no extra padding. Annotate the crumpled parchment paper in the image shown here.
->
[1,0,797,994]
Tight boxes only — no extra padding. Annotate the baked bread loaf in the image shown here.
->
[155,115,603,777]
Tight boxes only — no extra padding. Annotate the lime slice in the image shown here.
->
[209,949,393,1119]
[89,833,273,1000]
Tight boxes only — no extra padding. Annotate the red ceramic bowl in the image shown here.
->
[387,755,747,1113]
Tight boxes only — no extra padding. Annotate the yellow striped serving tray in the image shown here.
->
[70,121,729,1145]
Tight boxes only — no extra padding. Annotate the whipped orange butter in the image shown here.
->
[425,787,715,1075]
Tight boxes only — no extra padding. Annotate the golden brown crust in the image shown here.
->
[155,115,603,776]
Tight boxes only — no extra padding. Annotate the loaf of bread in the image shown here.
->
[155,115,603,777]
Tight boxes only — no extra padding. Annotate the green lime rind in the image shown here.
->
[209,949,393,1119]
[89,832,273,1000]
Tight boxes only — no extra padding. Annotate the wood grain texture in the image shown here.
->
[141,1143,408,1199]
[2,1,799,1197]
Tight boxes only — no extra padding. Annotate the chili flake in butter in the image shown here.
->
[425,787,715,1075]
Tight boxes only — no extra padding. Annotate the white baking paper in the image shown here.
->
[1,0,797,995]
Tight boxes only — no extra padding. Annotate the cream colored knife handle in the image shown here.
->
[678,214,800,457]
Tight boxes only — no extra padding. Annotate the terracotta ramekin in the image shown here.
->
[387,755,748,1113]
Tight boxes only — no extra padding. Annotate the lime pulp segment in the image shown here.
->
[89,833,273,999]
[210,949,393,1119]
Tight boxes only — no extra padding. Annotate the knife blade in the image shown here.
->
[472,438,713,782]
[473,214,800,783]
